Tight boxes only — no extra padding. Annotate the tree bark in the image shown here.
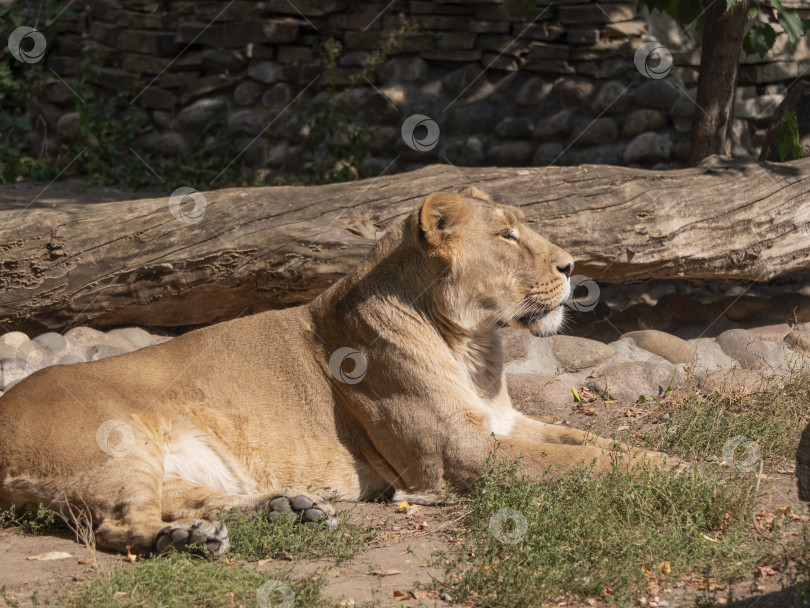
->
[689,0,750,166]
[2,158,810,333]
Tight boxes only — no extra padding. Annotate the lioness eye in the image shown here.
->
[500,228,517,241]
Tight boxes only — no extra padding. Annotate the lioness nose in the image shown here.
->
[552,249,574,278]
[557,262,573,278]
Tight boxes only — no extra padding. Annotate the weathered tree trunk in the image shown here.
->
[689,0,750,166]
[2,158,810,333]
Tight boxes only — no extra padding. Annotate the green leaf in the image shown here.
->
[778,110,803,161]
[726,0,743,9]
[743,20,777,57]
[747,0,759,19]
[775,6,807,43]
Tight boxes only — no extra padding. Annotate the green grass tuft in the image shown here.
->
[59,552,336,608]
[224,508,375,562]
[441,457,757,606]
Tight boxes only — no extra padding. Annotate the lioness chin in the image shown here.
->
[0,187,683,555]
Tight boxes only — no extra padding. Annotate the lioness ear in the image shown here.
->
[419,192,472,253]
[458,186,493,203]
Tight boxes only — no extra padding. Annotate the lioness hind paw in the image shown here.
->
[155,519,230,555]
[265,493,338,529]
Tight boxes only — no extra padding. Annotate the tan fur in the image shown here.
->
[0,188,682,554]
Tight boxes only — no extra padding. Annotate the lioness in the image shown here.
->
[0,188,680,555]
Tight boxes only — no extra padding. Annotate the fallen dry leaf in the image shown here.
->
[396,501,410,513]
[756,565,777,577]
[372,568,402,577]
[775,506,792,515]
[393,589,416,600]
[658,561,671,575]
[27,551,72,561]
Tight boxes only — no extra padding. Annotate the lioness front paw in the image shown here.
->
[155,519,230,555]
[264,492,338,529]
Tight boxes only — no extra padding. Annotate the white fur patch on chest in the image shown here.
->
[485,407,518,436]
[163,420,248,495]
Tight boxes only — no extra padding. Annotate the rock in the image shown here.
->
[532,142,564,165]
[486,141,534,165]
[87,345,129,361]
[228,109,264,136]
[0,332,30,350]
[534,109,573,140]
[656,294,709,323]
[495,116,534,139]
[585,361,681,402]
[748,323,792,342]
[56,112,81,139]
[771,293,810,323]
[723,296,768,321]
[156,132,189,154]
[65,326,107,345]
[57,354,85,365]
[589,80,631,115]
[247,60,281,84]
[177,98,226,129]
[562,143,624,165]
[515,77,552,106]
[442,64,484,96]
[552,77,594,104]
[379,56,427,82]
[691,339,739,374]
[551,335,615,371]
[607,337,672,367]
[1,357,28,390]
[612,303,677,333]
[697,368,769,395]
[623,132,673,164]
[620,330,696,364]
[571,117,618,147]
[786,329,810,352]
[261,83,296,108]
[233,81,262,106]
[621,109,668,138]
[670,96,696,118]
[107,327,166,350]
[716,328,789,373]
[507,373,571,414]
[16,340,53,371]
[634,81,681,111]
[498,327,530,363]
[0,344,19,361]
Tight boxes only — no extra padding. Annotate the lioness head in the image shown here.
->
[416,187,573,337]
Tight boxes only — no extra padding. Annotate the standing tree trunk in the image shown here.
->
[689,0,750,165]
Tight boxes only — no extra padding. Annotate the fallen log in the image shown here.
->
[2,157,810,333]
